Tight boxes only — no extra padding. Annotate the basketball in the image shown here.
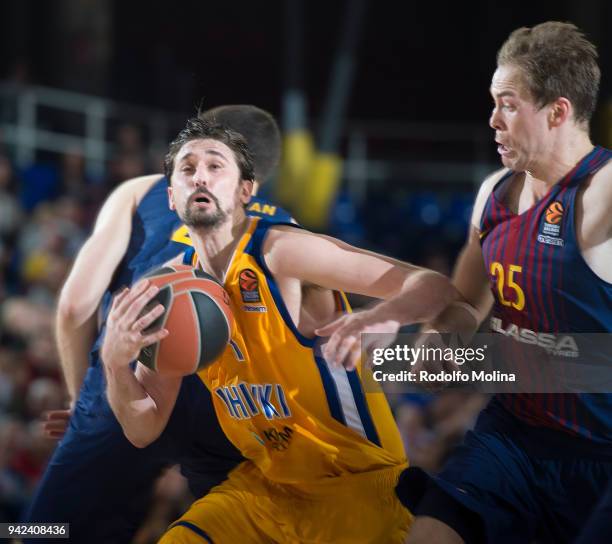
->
[137,264,234,376]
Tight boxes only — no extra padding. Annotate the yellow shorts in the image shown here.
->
[159,460,412,543]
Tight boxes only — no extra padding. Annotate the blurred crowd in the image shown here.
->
[0,123,485,541]
[0,125,190,538]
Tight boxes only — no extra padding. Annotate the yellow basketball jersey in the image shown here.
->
[194,217,406,483]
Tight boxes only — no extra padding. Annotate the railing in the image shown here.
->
[0,82,185,179]
[0,82,498,196]
[343,120,496,205]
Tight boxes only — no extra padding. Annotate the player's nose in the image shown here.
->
[489,108,505,131]
[192,168,209,188]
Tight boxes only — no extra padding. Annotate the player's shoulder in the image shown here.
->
[94,174,165,228]
[591,154,612,192]
[479,167,510,197]
[471,167,509,227]
[259,220,308,250]
[100,174,165,217]
[114,174,166,203]
[261,223,325,276]
[246,196,294,223]
[581,153,612,223]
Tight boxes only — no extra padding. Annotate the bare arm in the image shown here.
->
[55,313,98,405]
[101,279,180,448]
[576,160,612,283]
[264,228,457,368]
[266,227,455,316]
[56,174,163,402]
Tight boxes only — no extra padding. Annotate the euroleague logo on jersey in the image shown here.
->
[239,268,262,304]
[539,200,564,246]
[545,201,564,224]
[239,269,258,291]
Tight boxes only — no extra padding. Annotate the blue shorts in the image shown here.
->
[575,480,612,544]
[396,399,612,544]
[22,355,242,543]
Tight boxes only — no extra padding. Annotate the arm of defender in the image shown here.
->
[264,228,457,368]
[56,174,163,403]
[102,279,181,448]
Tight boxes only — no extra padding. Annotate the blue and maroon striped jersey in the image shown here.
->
[479,146,612,445]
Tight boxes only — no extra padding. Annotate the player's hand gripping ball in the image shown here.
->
[137,265,234,376]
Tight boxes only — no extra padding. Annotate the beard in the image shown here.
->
[180,189,228,229]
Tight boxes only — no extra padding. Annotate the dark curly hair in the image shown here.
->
[164,118,255,184]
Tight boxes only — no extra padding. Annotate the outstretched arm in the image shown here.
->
[263,227,458,369]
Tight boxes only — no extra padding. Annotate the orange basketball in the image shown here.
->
[137,265,233,377]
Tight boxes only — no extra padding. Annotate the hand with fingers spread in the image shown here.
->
[315,309,401,370]
[101,279,169,371]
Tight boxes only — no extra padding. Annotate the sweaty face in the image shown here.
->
[168,139,249,229]
[489,65,552,173]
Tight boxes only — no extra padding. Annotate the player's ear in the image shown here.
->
[239,179,254,205]
[548,97,571,128]
[167,186,176,210]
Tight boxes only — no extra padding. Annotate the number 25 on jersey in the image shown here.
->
[490,262,525,311]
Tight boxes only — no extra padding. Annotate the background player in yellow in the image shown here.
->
[101,118,456,543]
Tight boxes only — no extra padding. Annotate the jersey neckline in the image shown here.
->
[490,146,600,219]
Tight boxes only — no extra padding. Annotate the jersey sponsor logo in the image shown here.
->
[263,425,294,451]
[239,268,262,304]
[490,317,579,357]
[242,305,267,312]
[248,201,277,216]
[537,234,564,246]
[539,201,564,245]
[215,383,292,420]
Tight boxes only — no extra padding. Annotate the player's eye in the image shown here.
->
[181,166,194,174]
